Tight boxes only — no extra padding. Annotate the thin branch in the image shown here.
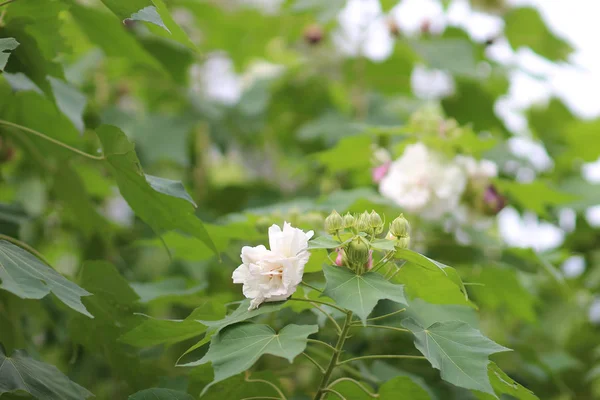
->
[309,303,342,333]
[307,339,336,352]
[302,352,325,373]
[0,0,17,7]
[241,398,280,400]
[0,234,52,266]
[351,324,409,334]
[287,297,347,313]
[245,372,287,400]
[338,355,426,365]
[0,120,105,161]
[365,308,406,322]
[327,378,379,398]
[321,389,346,400]
[301,281,323,293]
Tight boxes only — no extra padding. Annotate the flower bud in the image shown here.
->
[389,214,410,238]
[396,236,410,249]
[369,210,384,234]
[365,250,373,270]
[304,24,323,45]
[343,212,355,229]
[371,162,390,183]
[355,211,371,233]
[334,248,347,267]
[482,185,507,216]
[324,210,344,234]
[347,237,370,271]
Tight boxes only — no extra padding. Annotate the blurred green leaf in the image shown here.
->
[0,240,93,317]
[130,278,206,304]
[97,125,218,256]
[410,38,476,76]
[0,347,93,400]
[505,7,572,61]
[0,38,19,71]
[475,362,539,400]
[128,388,194,400]
[494,179,576,217]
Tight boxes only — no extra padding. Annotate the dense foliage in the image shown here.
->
[0,0,598,399]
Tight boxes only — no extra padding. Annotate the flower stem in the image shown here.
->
[0,0,17,7]
[307,339,336,352]
[244,372,287,400]
[0,120,105,161]
[321,389,346,400]
[337,354,426,365]
[0,234,51,266]
[302,352,325,373]
[350,324,409,334]
[287,298,346,313]
[301,281,323,293]
[364,308,406,322]
[309,303,342,334]
[326,378,378,398]
[313,311,353,400]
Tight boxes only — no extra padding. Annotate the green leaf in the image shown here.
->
[308,235,343,249]
[119,300,225,348]
[405,298,479,328]
[474,362,539,400]
[494,179,576,217]
[468,267,536,322]
[69,5,167,75]
[179,300,285,366]
[410,38,476,76]
[322,265,407,323]
[52,165,111,237]
[99,0,197,50]
[0,240,93,317]
[0,346,93,400]
[401,318,510,394]
[313,135,372,173]
[394,249,467,300]
[0,38,19,71]
[197,323,318,386]
[370,239,396,251]
[379,376,432,399]
[145,175,197,206]
[128,388,194,400]
[48,77,87,133]
[96,125,218,256]
[505,7,572,61]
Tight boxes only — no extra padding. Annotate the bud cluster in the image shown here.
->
[324,210,411,275]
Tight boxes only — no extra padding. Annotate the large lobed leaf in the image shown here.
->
[0,346,93,400]
[402,318,510,395]
[96,125,217,256]
[197,323,318,388]
[322,265,407,324]
[0,240,93,317]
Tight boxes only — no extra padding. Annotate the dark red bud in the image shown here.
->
[304,24,324,45]
[483,185,506,215]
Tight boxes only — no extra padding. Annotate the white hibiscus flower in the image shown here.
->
[232,222,313,310]
[379,142,467,219]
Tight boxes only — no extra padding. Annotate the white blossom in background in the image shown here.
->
[498,207,565,251]
[333,0,393,62]
[589,297,600,324]
[390,0,446,35]
[508,136,554,172]
[240,60,285,91]
[411,65,455,99]
[379,143,467,219]
[103,188,134,227]
[455,155,498,180]
[561,255,586,279]
[232,222,313,310]
[190,54,242,105]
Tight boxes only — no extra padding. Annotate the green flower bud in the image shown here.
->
[389,214,410,238]
[396,236,410,249]
[355,211,371,233]
[343,212,355,229]
[346,237,370,273]
[324,210,344,234]
[369,210,384,234]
